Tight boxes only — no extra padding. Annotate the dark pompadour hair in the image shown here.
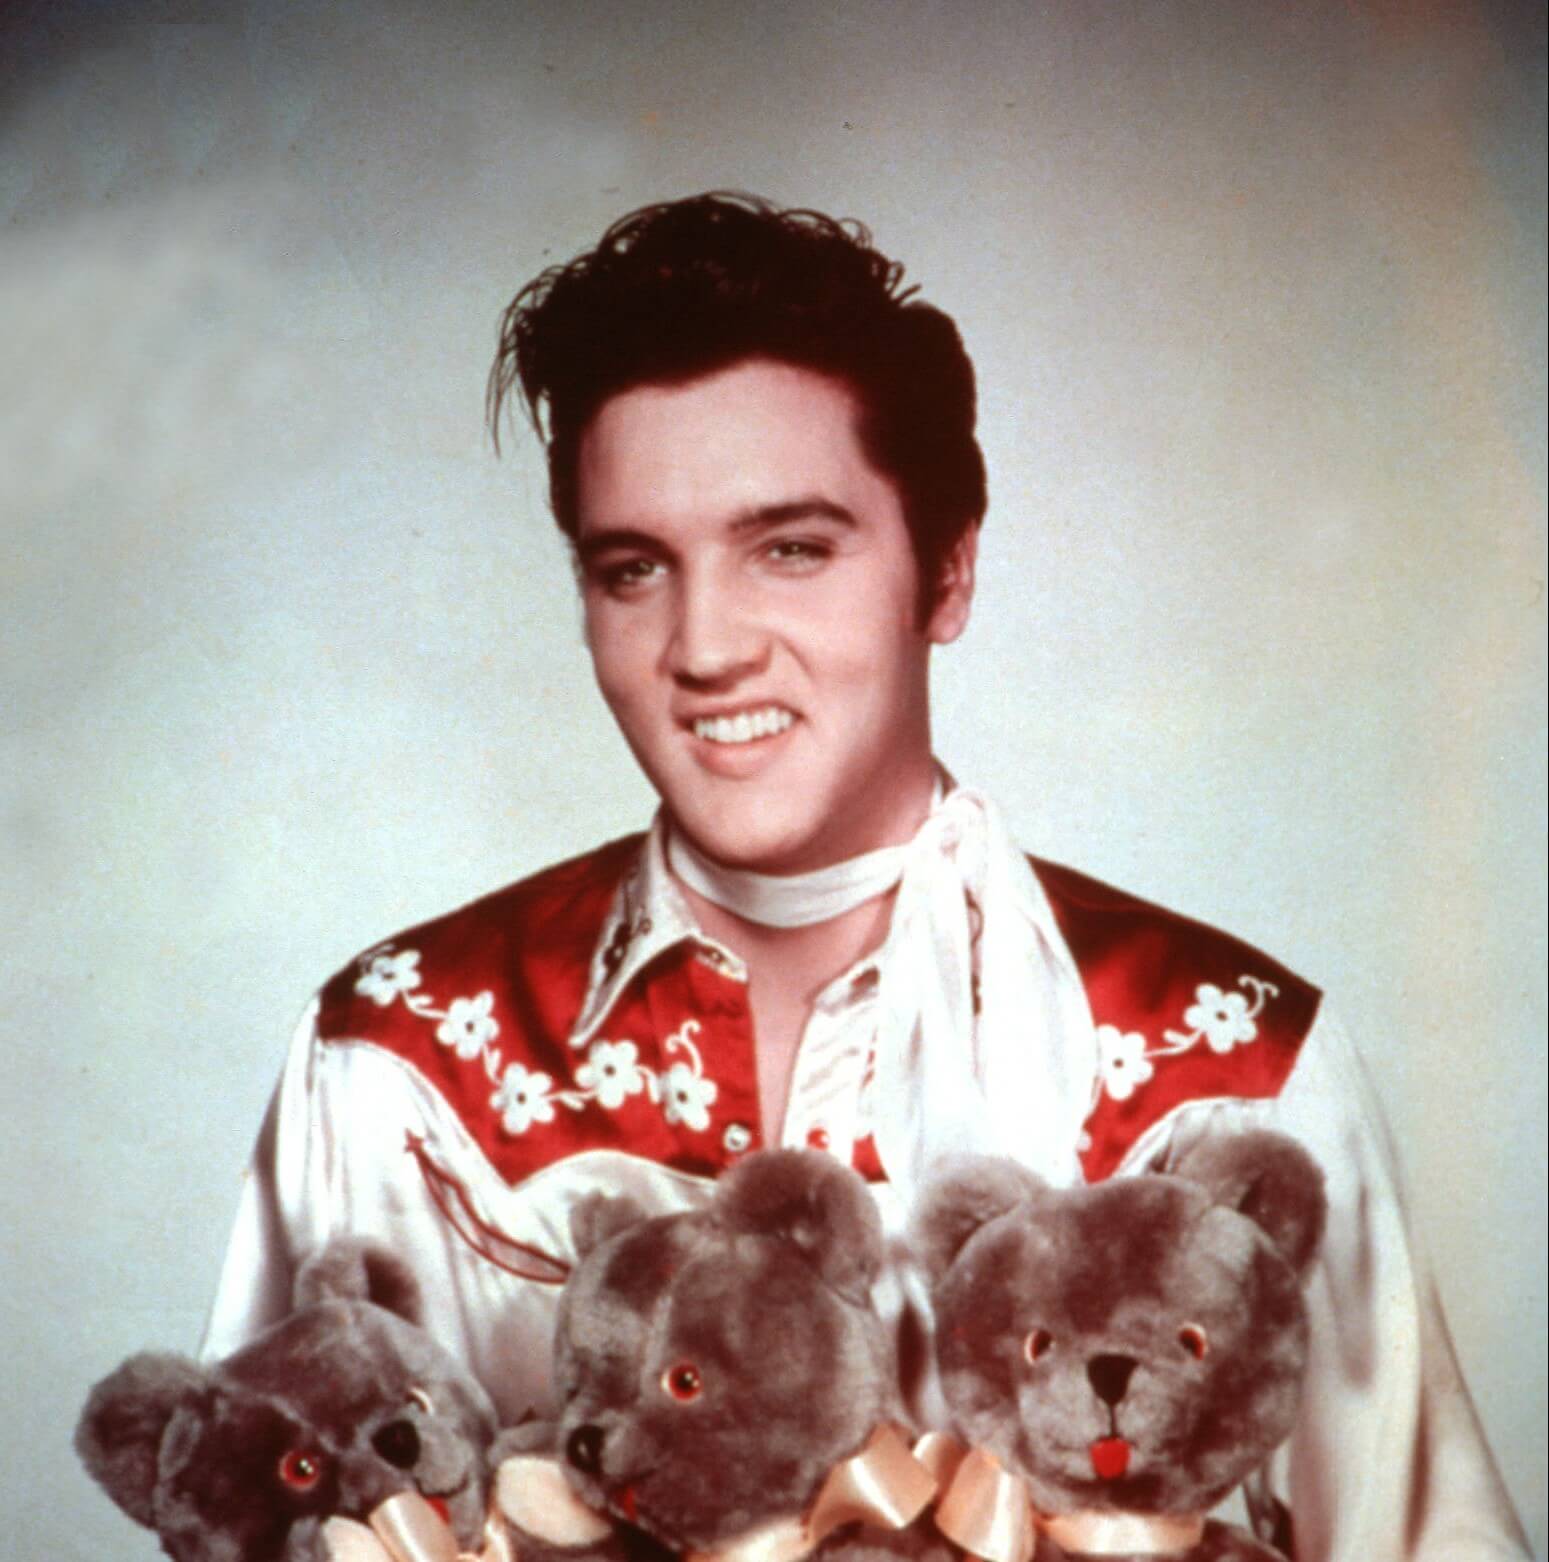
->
[487,192,987,614]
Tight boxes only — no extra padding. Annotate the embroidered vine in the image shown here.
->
[353,946,718,1139]
[1090,975,1279,1110]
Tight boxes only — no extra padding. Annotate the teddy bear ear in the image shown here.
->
[912,1154,1045,1284]
[295,1239,425,1324]
[76,1352,207,1529]
[1170,1129,1328,1278]
[569,1190,653,1259]
[713,1148,884,1305]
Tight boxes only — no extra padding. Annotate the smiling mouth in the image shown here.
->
[689,707,795,745]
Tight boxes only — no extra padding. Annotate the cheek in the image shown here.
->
[792,609,926,716]
[585,612,657,705]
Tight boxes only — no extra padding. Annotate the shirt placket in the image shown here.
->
[780,966,880,1161]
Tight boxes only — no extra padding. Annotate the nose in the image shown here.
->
[1087,1353,1139,1407]
[371,1418,422,1469]
[666,566,767,689]
[566,1424,606,1475]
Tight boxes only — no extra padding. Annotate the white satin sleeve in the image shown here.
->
[199,1004,717,1422]
[1149,1006,1529,1560]
[198,999,563,1416]
[201,1002,331,1358]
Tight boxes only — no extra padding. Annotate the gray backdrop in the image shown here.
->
[2,1,1544,1555]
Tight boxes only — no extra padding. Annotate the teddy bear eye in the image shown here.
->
[1178,1324,1209,1360]
[277,1449,327,1491]
[661,1362,704,1402]
[1024,1328,1055,1364]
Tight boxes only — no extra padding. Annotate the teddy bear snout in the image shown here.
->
[1086,1353,1139,1406]
[371,1417,423,1469]
[566,1423,606,1474]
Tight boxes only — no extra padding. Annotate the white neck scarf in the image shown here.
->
[868,787,1094,1195]
[666,829,911,929]
[671,785,1095,1195]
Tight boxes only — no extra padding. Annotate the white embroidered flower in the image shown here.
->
[436,991,499,1060]
[661,1060,718,1132]
[1096,1024,1154,1102]
[491,1063,556,1135]
[1184,983,1258,1053]
[355,949,422,1007]
[575,1039,648,1109]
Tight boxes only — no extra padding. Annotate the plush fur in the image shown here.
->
[527,1149,949,1562]
[916,1131,1327,1562]
[76,1241,501,1561]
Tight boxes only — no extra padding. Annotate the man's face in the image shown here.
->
[574,358,974,874]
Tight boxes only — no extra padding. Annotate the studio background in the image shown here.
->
[2,1,1543,1555]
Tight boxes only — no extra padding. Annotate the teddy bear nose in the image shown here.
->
[566,1424,606,1474]
[372,1418,422,1469]
[1087,1353,1139,1406]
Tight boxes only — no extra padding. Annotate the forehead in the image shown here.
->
[574,358,897,535]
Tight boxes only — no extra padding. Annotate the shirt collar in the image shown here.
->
[566,793,1083,1052]
[568,813,746,1052]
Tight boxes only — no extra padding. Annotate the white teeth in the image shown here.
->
[693,707,794,745]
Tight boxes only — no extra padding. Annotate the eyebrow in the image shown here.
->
[727,498,857,534]
[575,498,857,565]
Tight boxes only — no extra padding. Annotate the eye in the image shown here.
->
[277,1449,327,1492]
[590,555,665,596]
[661,1362,703,1402]
[764,537,831,567]
[1024,1328,1055,1364]
[1178,1324,1209,1361]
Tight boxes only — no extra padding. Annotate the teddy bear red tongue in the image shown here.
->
[1090,1437,1131,1480]
[426,1496,451,1524]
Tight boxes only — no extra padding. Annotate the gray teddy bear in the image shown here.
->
[915,1130,1327,1562]
[509,1147,951,1562]
[76,1239,503,1560]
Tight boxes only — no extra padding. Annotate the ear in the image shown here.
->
[76,1352,207,1528]
[912,1154,1044,1284]
[295,1239,424,1323]
[713,1148,884,1305]
[569,1191,652,1260]
[1170,1129,1328,1278]
[924,523,978,645]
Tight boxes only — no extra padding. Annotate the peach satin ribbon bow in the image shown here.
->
[928,1441,1207,1560]
[684,1424,943,1562]
[323,1454,614,1562]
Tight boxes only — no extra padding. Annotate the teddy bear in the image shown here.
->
[914,1129,1327,1562]
[75,1239,506,1561]
[507,1147,951,1562]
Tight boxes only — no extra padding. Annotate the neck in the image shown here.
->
[680,882,895,1145]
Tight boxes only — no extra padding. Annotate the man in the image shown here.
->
[205,193,1527,1558]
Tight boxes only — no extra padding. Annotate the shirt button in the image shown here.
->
[723,1123,753,1155]
[805,1127,831,1151]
